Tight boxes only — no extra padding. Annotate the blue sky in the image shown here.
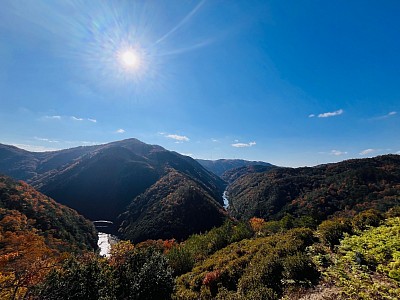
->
[0,0,399,167]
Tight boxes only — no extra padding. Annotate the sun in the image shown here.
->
[119,49,140,69]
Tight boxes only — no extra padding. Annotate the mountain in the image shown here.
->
[0,174,97,252]
[221,164,277,184]
[119,170,228,243]
[0,139,227,241]
[196,159,273,177]
[227,155,400,221]
[0,143,98,181]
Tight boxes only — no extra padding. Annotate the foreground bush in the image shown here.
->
[324,217,400,299]
[33,242,174,300]
[173,228,319,299]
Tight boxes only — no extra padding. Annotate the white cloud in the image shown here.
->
[34,137,59,143]
[88,118,97,123]
[166,134,190,142]
[211,138,218,142]
[11,143,59,152]
[330,150,347,156]
[71,116,84,121]
[388,111,397,116]
[115,129,125,133]
[45,115,61,120]
[359,148,377,156]
[308,114,315,118]
[318,109,344,118]
[232,141,256,148]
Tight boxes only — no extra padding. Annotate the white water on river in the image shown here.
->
[98,232,112,257]
[222,190,229,209]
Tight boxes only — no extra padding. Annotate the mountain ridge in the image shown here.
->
[196,158,274,177]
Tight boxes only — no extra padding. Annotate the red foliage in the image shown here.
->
[202,270,221,286]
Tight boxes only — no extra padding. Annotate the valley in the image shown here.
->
[1,139,400,299]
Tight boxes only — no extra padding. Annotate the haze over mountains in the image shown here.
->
[196,159,274,177]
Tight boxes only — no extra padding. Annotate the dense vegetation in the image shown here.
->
[2,201,400,299]
[7,207,394,300]
[196,159,273,177]
[228,155,400,221]
[0,175,97,299]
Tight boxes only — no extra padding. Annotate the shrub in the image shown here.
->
[282,252,319,283]
[352,209,383,231]
[113,247,174,300]
[33,254,113,300]
[166,245,194,276]
[318,218,352,248]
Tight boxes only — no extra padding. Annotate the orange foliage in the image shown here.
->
[249,217,265,233]
[109,241,135,266]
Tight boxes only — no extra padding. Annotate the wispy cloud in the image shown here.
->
[232,141,256,148]
[308,114,315,118]
[166,134,190,142]
[43,115,97,123]
[330,150,347,156]
[115,129,125,134]
[317,109,344,118]
[34,137,59,143]
[370,111,397,121]
[44,115,61,120]
[359,148,378,156]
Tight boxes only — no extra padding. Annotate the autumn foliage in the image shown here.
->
[0,175,97,299]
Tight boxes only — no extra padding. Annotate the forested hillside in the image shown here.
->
[0,175,97,299]
[227,155,400,221]
[119,170,228,243]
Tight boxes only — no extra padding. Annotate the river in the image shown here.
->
[222,190,229,209]
[94,220,118,257]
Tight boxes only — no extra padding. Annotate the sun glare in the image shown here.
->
[119,49,140,69]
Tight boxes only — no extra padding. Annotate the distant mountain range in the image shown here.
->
[227,154,400,221]
[0,139,227,242]
[196,158,274,177]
